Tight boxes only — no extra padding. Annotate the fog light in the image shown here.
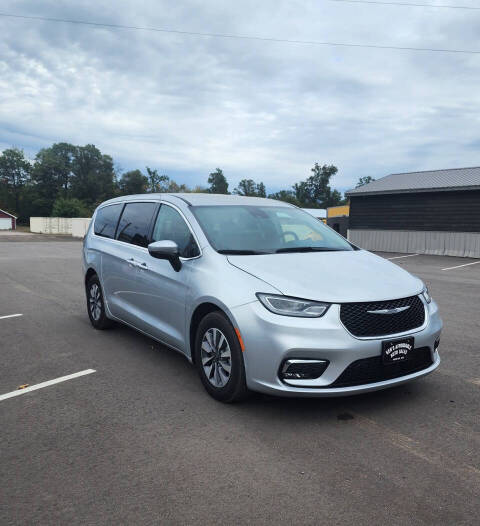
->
[280,359,328,380]
[434,338,440,352]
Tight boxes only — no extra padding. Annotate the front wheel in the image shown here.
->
[194,311,249,402]
[86,275,113,330]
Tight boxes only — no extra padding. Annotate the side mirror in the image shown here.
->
[148,240,182,271]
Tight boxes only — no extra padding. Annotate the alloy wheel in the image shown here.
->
[201,327,232,388]
[89,283,102,321]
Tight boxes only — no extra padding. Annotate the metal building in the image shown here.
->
[346,167,480,258]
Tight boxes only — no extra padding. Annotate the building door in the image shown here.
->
[0,218,12,230]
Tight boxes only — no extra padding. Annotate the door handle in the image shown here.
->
[127,257,141,268]
[126,258,147,269]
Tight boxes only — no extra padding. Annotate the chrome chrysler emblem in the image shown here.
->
[367,306,410,315]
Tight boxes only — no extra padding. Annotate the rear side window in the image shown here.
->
[152,205,200,258]
[94,204,123,239]
[116,202,157,248]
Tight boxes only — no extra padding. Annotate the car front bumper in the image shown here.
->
[231,297,443,397]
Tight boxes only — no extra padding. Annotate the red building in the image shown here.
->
[0,208,16,230]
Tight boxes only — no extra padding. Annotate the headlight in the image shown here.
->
[256,293,330,317]
[421,285,432,304]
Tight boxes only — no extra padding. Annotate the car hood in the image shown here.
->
[227,250,423,303]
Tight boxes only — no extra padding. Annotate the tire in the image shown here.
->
[194,311,249,403]
[86,274,114,330]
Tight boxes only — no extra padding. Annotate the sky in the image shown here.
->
[1,0,480,195]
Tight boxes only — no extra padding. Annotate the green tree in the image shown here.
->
[31,143,77,214]
[303,163,339,207]
[289,164,343,208]
[31,143,115,215]
[326,189,344,207]
[256,182,266,198]
[156,174,170,192]
[18,185,51,219]
[234,179,256,196]
[146,167,166,193]
[292,180,310,206]
[33,143,76,196]
[160,175,189,193]
[52,197,89,217]
[145,168,190,193]
[268,190,300,206]
[234,179,266,197]
[356,176,375,188]
[164,179,190,192]
[70,144,115,206]
[0,147,31,215]
[207,168,229,194]
[118,170,149,195]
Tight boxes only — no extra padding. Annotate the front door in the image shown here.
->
[132,203,200,352]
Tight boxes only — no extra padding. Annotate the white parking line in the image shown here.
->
[387,254,419,260]
[0,313,23,320]
[442,261,480,271]
[0,369,96,402]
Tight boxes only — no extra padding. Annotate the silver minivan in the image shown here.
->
[83,193,442,402]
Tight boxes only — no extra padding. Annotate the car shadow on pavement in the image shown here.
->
[121,320,428,419]
[244,382,425,419]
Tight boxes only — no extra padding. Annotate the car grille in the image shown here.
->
[340,295,425,337]
[328,347,433,388]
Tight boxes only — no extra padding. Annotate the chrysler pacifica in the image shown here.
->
[83,193,442,402]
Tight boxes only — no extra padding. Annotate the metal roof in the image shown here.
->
[346,167,480,196]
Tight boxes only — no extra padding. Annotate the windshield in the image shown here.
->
[191,205,354,254]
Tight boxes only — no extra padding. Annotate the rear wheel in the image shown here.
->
[194,311,249,402]
[86,275,113,330]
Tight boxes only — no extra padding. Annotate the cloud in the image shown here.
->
[1,0,479,193]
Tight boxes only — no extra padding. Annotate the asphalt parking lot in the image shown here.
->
[1,240,479,525]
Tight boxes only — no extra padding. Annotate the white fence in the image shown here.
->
[30,217,91,238]
[348,229,480,258]
[71,218,92,238]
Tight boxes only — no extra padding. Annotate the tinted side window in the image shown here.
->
[116,202,157,247]
[152,205,200,258]
[94,204,123,239]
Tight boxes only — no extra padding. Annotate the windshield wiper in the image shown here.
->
[218,249,270,255]
[275,247,346,253]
